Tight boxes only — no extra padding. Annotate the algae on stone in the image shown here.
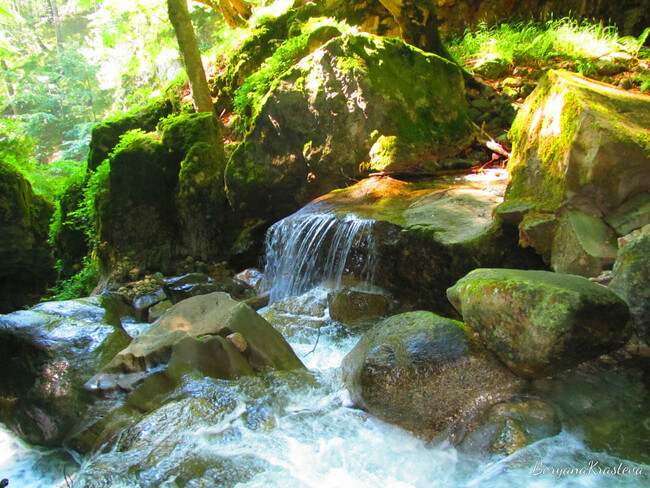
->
[447,268,631,378]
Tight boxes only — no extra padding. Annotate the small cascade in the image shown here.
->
[262,209,378,303]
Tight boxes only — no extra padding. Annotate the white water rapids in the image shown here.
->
[1,194,649,486]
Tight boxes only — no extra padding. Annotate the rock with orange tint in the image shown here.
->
[88,292,304,392]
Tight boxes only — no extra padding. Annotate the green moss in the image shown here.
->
[233,18,347,130]
[159,112,223,156]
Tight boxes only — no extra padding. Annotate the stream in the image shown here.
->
[1,286,648,487]
[1,171,649,486]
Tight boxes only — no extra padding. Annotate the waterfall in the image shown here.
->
[261,209,377,303]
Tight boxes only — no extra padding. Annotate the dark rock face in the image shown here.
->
[447,268,632,378]
[94,113,245,276]
[0,298,131,446]
[0,163,55,313]
[342,311,522,439]
[225,33,476,221]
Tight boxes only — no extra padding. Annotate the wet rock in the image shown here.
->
[163,273,253,303]
[234,268,264,292]
[315,175,542,313]
[503,70,650,277]
[327,288,392,324]
[342,311,522,439]
[0,300,131,446]
[609,230,650,341]
[225,33,476,221]
[88,292,304,392]
[0,162,55,313]
[447,268,631,378]
[147,299,173,323]
[452,397,561,456]
[132,288,167,322]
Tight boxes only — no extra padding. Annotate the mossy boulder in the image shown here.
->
[342,311,522,439]
[0,162,55,312]
[86,98,173,172]
[0,297,131,446]
[95,130,180,273]
[160,113,238,262]
[447,268,632,378]
[95,113,241,276]
[609,229,650,341]
[225,33,476,221]
[501,70,650,276]
[88,292,304,392]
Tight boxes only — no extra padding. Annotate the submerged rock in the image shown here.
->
[500,70,650,277]
[0,298,131,446]
[451,396,562,456]
[447,268,631,378]
[342,311,521,439]
[225,33,476,221]
[327,288,392,324]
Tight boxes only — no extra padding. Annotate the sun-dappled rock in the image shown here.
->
[342,311,522,439]
[225,33,476,221]
[0,299,131,446]
[310,174,542,313]
[447,268,632,378]
[501,70,650,276]
[89,292,304,393]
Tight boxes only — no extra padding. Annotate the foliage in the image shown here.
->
[48,257,98,300]
[448,18,650,75]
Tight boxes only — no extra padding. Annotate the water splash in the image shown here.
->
[262,210,377,303]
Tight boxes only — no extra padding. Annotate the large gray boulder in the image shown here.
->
[498,70,650,277]
[447,268,632,378]
[89,292,304,392]
[342,311,522,439]
[225,32,476,221]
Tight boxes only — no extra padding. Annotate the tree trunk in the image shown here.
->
[167,0,216,114]
[377,0,452,61]
[48,0,63,60]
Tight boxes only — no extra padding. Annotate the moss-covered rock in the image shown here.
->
[502,70,650,276]
[327,287,391,324]
[342,311,522,439]
[225,33,476,221]
[49,174,89,280]
[0,297,131,446]
[447,268,632,378]
[86,98,173,172]
[0,162,55,312]
[95,130,180,273]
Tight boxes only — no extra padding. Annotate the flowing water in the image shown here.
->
[2,186,649,486]
[261,209,377,303]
